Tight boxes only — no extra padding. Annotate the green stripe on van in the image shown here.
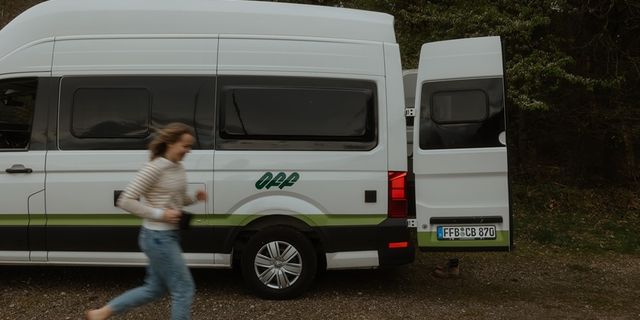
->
[293,214,386,226]
[417,230,510,247]
[0,214,29,226]
[30,214,46,226]
[9,213,387,227]
[40,214,142,226]
[192,213,385,227]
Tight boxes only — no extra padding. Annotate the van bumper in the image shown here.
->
[315,218,415,267]
[376,218,415,266]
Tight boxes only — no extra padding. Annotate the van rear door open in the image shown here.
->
[412,36,511,251]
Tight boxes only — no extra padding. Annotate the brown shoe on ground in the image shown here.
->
[432,265,460,278]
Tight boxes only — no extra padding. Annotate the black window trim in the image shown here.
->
[418,77,505,150]
[215,76,379,151]
[57,75,216,151]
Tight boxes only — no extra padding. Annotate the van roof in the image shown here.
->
[0,0,395,62]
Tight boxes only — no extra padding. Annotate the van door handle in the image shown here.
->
[5,164,33,174]
[499,131,506,146]
[114,190,123,206]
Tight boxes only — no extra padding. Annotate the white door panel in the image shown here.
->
[46,151,211,215]
[420,37,503,81]
[45,150,213,253]
[0,76,46,261]
[413,36,511,251]
[0,152,46,261]
[414,148,507,175]
[45,151,148,215]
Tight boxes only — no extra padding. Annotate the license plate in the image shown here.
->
[437,225,496,240]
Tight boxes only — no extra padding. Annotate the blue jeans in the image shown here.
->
[108,228,195,320]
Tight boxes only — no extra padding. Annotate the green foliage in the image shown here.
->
[512,180,640,253]
[0,0,42,28]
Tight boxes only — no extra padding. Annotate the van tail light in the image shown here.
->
[388,171,407,218]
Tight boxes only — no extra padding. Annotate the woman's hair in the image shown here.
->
[148,122,195,160]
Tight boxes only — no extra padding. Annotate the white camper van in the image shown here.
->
[0,0,511,299]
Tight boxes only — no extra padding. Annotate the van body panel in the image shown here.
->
[214,168,387,218]
[52,37,218,75]
[419,37,504,81]
[44,150,213,254]
[44,252,224,267]
[0,151,46,260]
[325,251,378,270]
[27,189,46,257]
[0,0,394,62]
[0,251,30,262]
[42,151,208,215]
[0,40,53,75]
[218,38,385,76]
[414,148,507,175]
[230,196,324,217]
[0,76,48,261]
[383,43,408,171]
[413,36,510,250]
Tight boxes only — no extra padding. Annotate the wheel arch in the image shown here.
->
[230,214,327,270]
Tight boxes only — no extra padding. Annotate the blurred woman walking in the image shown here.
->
[86,123,207,320]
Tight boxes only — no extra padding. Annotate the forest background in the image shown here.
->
[1,0,639,253]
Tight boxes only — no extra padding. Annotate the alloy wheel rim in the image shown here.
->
[254,240,303,289]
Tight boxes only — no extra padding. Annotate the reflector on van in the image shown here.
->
[388,241,409,249]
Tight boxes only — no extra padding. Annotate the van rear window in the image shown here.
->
[419,78,505,150]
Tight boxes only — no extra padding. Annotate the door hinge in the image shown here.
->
[405,108,415,117]
[407,218,417,228]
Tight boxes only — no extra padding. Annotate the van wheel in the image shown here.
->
[241,226,317,300]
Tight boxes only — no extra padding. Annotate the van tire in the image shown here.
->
[241,226,317,300]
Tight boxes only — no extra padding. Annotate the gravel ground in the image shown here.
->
[1,244,639,320]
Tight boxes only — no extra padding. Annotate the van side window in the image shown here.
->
[0,78,38,150]
[216,76,377,151]
[59,76,215,150]
[71,88,151,139]
[419,78,504,150]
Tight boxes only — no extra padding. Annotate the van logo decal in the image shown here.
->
[255,172,300,190]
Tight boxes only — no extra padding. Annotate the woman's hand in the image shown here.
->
[163,209,182,224]
[195,190,208,202]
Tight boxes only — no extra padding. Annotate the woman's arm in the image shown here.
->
[183,189,207,206]
[117,162,164,220]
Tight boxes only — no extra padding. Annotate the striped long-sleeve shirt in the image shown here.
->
[117,156,195,230]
